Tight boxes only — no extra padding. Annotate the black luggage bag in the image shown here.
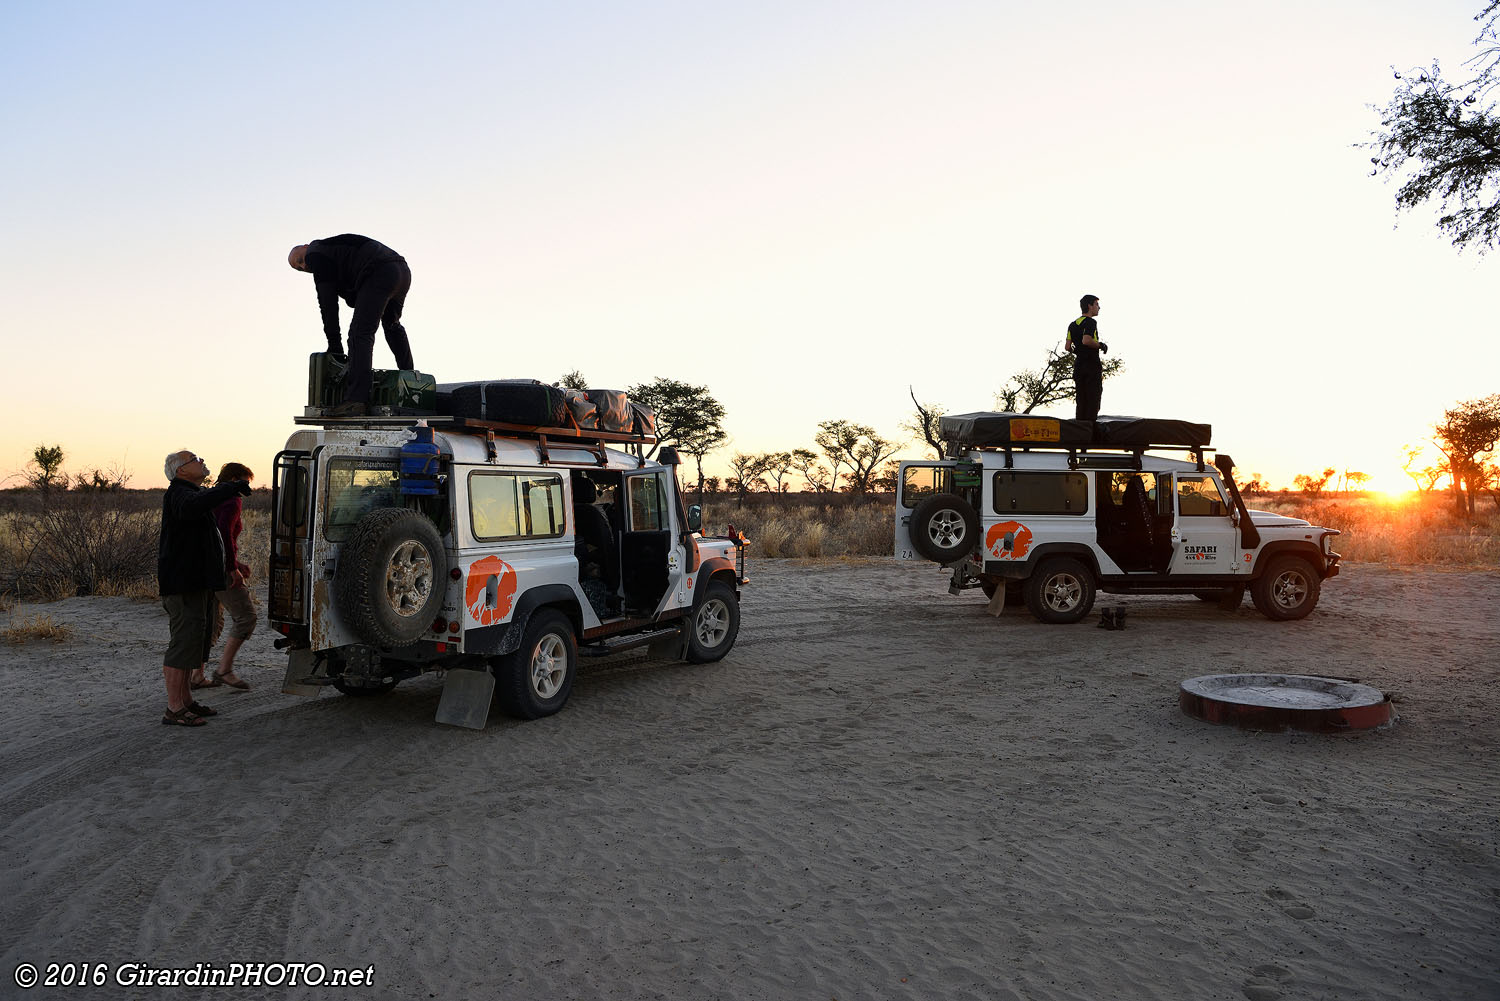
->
[439,379,568,426]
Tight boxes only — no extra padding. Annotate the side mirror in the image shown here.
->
[686,504,702,532]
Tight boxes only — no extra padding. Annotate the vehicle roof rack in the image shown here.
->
[293,412,659,468]
[293,412,655,444]
[965,442,1214,472]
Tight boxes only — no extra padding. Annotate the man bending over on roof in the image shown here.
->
[288,234,414,417]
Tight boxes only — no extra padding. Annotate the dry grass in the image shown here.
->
[1249,491,1499,565]
[1,612,72,644]
[702,501,892,559]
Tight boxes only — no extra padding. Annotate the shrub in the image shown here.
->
[0,490,159,599]
[2,612,71,644]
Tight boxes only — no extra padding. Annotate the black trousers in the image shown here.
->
[1075,370,1102,421]
[343,260,414,404]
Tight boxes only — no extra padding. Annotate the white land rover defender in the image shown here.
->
[894,412,1340,624]
[267,411,747,729]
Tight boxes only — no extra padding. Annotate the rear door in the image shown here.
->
[268,450,313,626]
[894,461,953,560]
[1170,472,1240,576]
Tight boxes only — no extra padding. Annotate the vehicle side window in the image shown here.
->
[627,475,665,530]
[324,460,400,542]
[991,472,1088,515]
[1104,472,1171,515]
[470,471,565,541]
[901,465,952,509]
[1177,475,1228,517]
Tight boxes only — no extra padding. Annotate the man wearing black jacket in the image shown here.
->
[158,450,252,726]
[288,234,415,416]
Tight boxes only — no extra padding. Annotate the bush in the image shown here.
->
[0,490,159,599]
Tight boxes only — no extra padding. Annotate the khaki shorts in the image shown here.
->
[214,584,257,642]
[162,591,215,671]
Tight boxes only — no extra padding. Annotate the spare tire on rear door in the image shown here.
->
[334,507,448,648]
[908,493,980,565]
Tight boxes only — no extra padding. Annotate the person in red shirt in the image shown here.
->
[189,462,257,691]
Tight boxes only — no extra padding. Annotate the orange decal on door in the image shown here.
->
[985,521,1033,560]
[465,555,518,626]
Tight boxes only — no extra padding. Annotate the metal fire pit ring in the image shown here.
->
[1179,673,1394,733]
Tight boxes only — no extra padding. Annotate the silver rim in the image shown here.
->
[925,508,968,550]
[385,541,434,617]
[1272,569,1309,610]
[1042,571,1084,611]
[695,597,730,649]
[529,633,568,699]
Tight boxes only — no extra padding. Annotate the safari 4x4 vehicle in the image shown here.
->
[267,404,747,729]
[894,412,1340,624]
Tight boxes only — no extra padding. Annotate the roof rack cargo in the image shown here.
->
[292,412,659,467]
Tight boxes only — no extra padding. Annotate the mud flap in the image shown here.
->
[1217,584,1246,612]
[985,586,1006,617]
[281,649,323,698]
[647,625,688,661]
[435,667,495,730]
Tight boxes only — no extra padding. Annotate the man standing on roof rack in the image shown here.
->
[288,234,414,418]
[1065,294,1108,421]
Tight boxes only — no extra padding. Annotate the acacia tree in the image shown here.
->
[1368,3,1500,251]
[790,448,828,493]
[26,444,66,491]
[726,451,771,506]
[762,451,796,494]
[558,369,588,389]
[904,388,947,459]
[995,348,1125,414]
[1433,393,1500,514]
[1293,468,1337,497]
[1402,443,1448,492]
[814,420,902,496]
[627,377,729,499]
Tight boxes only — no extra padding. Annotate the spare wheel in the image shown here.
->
[909,493,980,564]
[334,507,448,647]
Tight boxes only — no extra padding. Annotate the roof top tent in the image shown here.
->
[939,412,1214,472]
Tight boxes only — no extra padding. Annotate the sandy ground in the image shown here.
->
[0,559,1497,1001]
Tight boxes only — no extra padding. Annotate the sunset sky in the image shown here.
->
[2,1,1493,494]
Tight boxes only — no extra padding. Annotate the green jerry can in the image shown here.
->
[370,369,438,412]
[308,351,349,408]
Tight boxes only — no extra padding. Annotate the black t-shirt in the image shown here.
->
[1067,316,1101,375]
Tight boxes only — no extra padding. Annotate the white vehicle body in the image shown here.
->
[268,418,747,727]
[894,423,1340,623]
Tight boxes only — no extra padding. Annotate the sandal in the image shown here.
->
[212,670,250,691]
[190,675,222,690]
[187,700,218,717]
[162,707,206,727]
